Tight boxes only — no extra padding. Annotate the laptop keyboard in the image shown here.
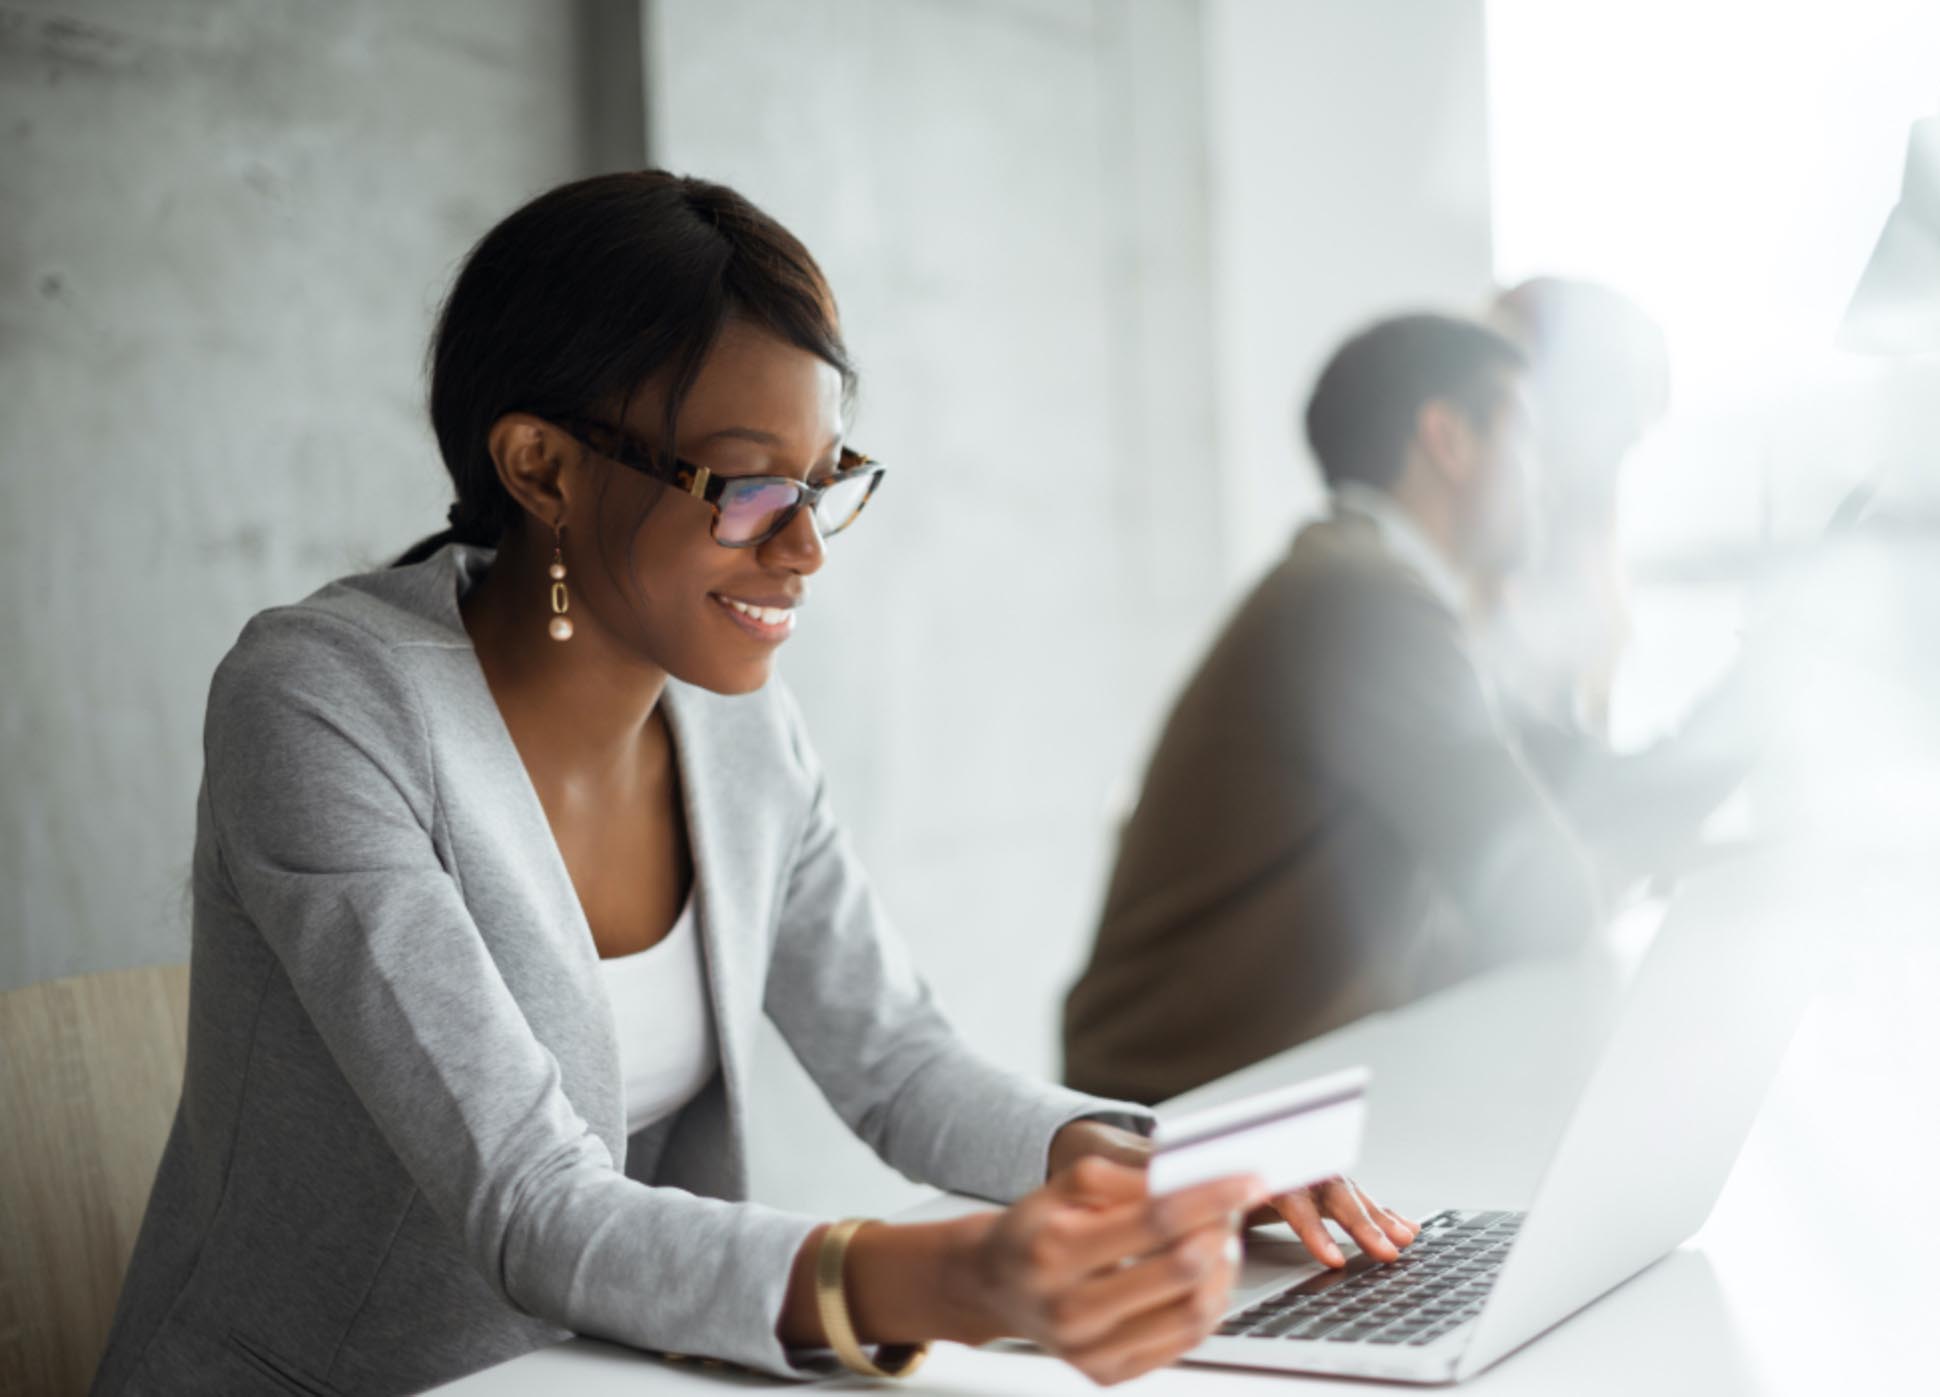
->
[1216,1209,1523,1347]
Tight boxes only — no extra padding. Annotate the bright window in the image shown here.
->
[1485,0,1940,738]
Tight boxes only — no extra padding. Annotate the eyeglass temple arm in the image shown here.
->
[667,453,877,503]
[679,457,876,496]
[680,464,712,499]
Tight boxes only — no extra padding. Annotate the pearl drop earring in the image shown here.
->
[547,530,573,641]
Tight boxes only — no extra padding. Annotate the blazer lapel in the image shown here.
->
[658,684,759,1186]
[431,552,627,1155]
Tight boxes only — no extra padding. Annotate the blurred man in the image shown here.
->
[1062,314,1748,1105]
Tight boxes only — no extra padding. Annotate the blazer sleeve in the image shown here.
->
[761,690,1152,1202]
[202,611,832,1379]
[1297,576,1606,964]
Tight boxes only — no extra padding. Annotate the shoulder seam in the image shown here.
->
[244,597,422,656]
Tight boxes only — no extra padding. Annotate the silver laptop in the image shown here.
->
[1189,856,1821,1383]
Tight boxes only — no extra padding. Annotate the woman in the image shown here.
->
[1484,277,1671,736]
[94,172,1416,1394]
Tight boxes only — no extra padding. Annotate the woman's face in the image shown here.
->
[564,319,849,695]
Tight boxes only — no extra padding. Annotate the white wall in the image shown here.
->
[0,1,593,990]
[1203,0,1496,588]
[648,0,1499,1219]
[1486,0,1940,748]
[3,0,1501,1223]
[647,0,1223,1216]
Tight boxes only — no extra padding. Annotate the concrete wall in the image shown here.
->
[0,1,609,991]
[4,0,1497,1224]
[1204,0,1496,588]
[646,0,1224,1216]
[647,0,1496,1218]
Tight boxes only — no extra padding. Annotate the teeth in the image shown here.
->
[723,598,791,626]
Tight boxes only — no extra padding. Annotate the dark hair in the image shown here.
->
[1302,313,1527,492]
[392,170,854,567]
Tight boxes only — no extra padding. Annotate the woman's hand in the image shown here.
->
[950,1157,1263,1386]
[780,1127,1419,1381]
[1048,1118,1420,1266]
[1047,1117,1154,1175]
[1254,1176,1418,1267]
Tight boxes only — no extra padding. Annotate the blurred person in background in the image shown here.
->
[1482,277,1670,736]
[1480,278,1785,866]
[1063,314,1758,1106]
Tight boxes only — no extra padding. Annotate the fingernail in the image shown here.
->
[1324,1242,1345,1265]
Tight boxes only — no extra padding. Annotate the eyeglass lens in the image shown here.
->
[714,472,876,545]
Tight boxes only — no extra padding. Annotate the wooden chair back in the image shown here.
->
[0,964,190,1396]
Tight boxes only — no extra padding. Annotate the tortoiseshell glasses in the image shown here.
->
[552,416,886,549]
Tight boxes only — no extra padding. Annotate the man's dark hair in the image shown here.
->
[1303,313,1528,491]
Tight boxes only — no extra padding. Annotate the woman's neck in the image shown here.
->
[459,531,669,772]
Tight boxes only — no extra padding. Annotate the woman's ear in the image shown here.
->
[489,413,575,528]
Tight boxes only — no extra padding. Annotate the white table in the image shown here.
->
[437,903,1934,1393]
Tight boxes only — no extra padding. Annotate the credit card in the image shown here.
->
[1148,1066,1369,1198]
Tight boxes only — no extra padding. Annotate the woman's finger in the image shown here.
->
[1061,1248,1238,1384]
[1058,1172,1262,1277]
[1318,1178,1419,1247]
[1370,1199,1419,1247]
[1271,1187,1346,1267]
[1053,1154,1150,1207]
[1344,1180,1417,1238]
[1048,1223,1233,1350]
[1318,1178,1400,1262]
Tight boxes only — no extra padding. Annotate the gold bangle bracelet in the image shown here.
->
[813,1218,931,1379]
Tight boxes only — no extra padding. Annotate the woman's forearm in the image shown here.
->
[775,1215,999,1350]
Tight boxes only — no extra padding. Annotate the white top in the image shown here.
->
[597,892,719,1135]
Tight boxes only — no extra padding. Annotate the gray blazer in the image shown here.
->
[95,542,1140,1395]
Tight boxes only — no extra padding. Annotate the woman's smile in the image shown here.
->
[710,589,799,643]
